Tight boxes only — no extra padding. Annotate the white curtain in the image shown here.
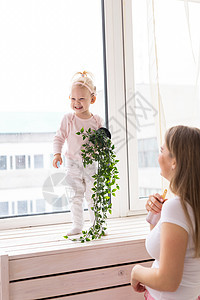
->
[145,0,200,191]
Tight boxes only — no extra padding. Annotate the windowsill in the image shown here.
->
[0,215,150,259]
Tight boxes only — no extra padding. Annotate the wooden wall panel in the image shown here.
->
[9,240,150,281]
[0,254,9,300]
[10,262,152,300]
[53,285,145,300]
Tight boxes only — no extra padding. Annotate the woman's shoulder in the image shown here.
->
[163,196,181,208]
[162,196,186,216]
[161,197,191,233]
[163,196,192,213]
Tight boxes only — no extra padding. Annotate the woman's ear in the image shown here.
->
[172,159,176,170]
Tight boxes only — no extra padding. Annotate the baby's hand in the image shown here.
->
[53,154,63,168]
[145,193,163,214]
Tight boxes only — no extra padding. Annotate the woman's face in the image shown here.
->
[158,143,176,181]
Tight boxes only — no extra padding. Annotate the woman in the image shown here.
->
[131,125,200,300]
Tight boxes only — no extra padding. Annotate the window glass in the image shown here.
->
[10,156,13,169]
[34,155,44,169]
[15,155,26,169]
[0,202,9,216]
[132,0,161,197]
[36,199,46,213]
[132,0,200,198]
[138,138,159,168]
[17,200,28,215]
[0,156,7,170]
[0,0,105,218]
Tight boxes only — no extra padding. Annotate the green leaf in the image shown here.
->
[80,127,84,133]
[63,235,68,239]
[76,132,81,135]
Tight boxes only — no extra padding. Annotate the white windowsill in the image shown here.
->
[0,215,150,259]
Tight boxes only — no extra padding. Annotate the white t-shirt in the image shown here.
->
[145,197,200,300]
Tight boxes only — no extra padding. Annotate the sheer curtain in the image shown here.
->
[146,0,200,191]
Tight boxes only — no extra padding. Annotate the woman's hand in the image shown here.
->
[145,193,163,214]
[131,265,146,293]
[53,154,63,168]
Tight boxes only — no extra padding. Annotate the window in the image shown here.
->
[17,200,28,215]
[124,0,200,210]
[0,202,8,217]
[36,199,46,213]
[10,156,13,169]
[0,156,7,170]
[28,155,31,168]
[15,155,26,169]
[138,138,159,168]
[34,155,44,169]
[0,0,107,227]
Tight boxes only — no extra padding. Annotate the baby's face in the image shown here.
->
[70,86,94,118]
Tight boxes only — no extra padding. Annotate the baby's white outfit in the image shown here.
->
[53,113,104,235]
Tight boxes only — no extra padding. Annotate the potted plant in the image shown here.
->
[64,127,119,242]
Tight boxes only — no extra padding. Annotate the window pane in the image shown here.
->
[0,0,105,218]
[0,156,7,170]
[15,155,26,169]
[18,201,28,215]
[132,0,200,198]
[34,155,44,169]
[36,199,46,213]
[0,202,9,216]
[132,0,161,197]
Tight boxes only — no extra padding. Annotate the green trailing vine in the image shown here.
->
[64,127,119,243]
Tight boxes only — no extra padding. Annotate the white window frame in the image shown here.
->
[0,0,143,230]
[122,0,147,213]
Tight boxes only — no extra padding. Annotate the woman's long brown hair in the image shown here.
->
[165,125,200,257]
